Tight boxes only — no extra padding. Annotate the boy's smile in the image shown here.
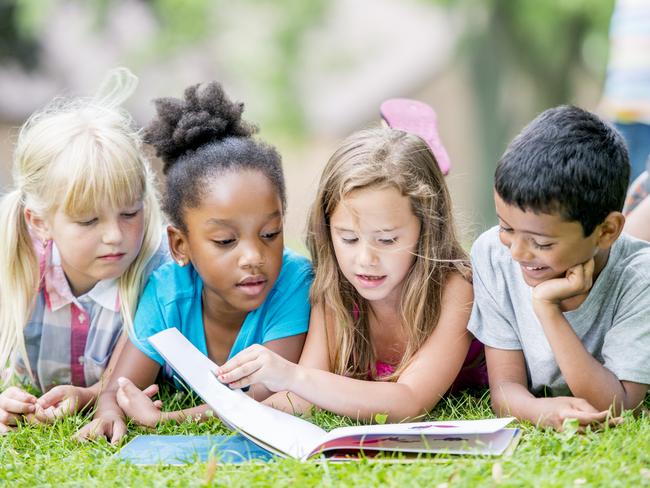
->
[494,192,608,288]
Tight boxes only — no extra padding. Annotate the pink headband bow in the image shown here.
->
[380,98,451,175]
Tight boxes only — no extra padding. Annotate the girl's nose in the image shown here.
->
[102,220,123,245]
[358,241,378,268]
[238,241,265,269]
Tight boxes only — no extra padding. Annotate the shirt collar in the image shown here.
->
[43,242,120,313]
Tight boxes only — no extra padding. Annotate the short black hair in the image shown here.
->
[495,105,630,235]
[144,82,285,232]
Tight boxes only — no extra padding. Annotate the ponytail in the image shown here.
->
[0,189,39,382]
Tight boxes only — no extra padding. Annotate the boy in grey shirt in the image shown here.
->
[468,106,650,429]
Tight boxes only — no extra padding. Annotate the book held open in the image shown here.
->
[148,328,520,461]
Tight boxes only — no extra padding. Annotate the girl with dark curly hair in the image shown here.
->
[77,82,312,443]
[216,126,486,423]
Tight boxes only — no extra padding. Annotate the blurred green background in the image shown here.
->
[0,0,615,252]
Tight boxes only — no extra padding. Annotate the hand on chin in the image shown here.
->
[531,258,595,310]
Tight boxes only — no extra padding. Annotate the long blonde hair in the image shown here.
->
[307,128,470,381]
[0,68,162,381]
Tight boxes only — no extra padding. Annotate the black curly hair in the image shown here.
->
[144,82,286,231]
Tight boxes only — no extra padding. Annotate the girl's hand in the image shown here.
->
[115,377,163,428]
[532,259,595,308]
[536,396,621,431]
[216,344,297,393]
[0,386,37,433]
[34,385,95,423]
[74,411,127,445]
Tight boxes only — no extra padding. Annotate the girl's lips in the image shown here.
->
[98,253,126,262]
[355,274,387,288]
[236,276,267,296]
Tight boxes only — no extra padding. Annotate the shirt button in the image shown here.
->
[78,314,85,323]
[78,356,85,365]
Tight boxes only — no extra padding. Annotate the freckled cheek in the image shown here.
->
[127,216,146,239]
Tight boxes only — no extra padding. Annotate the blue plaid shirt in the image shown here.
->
[12,237,168,393]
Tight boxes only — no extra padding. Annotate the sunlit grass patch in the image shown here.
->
[1,389,648,487]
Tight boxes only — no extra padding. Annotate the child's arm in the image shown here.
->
[35,334,130,422]
[532,259,649,414]
[112,334,305,427]
[263,305,334,415]
[74,341,162,443]
[220,273,475,421]
[485,346,612,429]
[1,334,131,429]
[247,334,305,401]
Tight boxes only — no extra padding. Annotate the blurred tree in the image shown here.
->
[427,0,614,228]
[0,0,43,70]
[3,0,325,136]
[3,0,616,229]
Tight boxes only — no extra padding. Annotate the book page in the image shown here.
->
[305,418,515,458]
[312,428,520,459]
[148,328,326,459]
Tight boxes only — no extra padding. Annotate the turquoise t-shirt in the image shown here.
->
[131,248,312,378]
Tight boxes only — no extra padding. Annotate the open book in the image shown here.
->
[148,328,520,461]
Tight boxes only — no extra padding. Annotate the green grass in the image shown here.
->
[1,390,649,487]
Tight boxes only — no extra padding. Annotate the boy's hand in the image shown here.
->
[34,385,95,423]
[115,377,163,428]
[535,396,621,430]
[216,344,297,393]
[532,258,595,308]
[0,386,37,433]
[74,411,127,445]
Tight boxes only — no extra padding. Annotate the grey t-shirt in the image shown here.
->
[468,226,650,396]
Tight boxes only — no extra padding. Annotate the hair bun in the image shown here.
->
[144,81,257,172]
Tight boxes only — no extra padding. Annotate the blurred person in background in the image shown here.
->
[601,0,650,184]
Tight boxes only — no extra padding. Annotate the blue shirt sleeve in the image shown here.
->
[260,249,313,343]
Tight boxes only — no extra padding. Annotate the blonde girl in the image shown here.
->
[216,127,487,421]
[0,69,165,433]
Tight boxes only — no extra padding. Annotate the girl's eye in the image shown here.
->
[341,236,358,244]
[378,237,397,245]
[261,230,282,240]
[121,210,140,219]
[498,225,513,234]
[77,218,98,226]
[213,238,236,246]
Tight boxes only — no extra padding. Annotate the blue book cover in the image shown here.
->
[115,434,275,465]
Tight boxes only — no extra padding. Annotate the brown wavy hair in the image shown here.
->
[306,128,470,381]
